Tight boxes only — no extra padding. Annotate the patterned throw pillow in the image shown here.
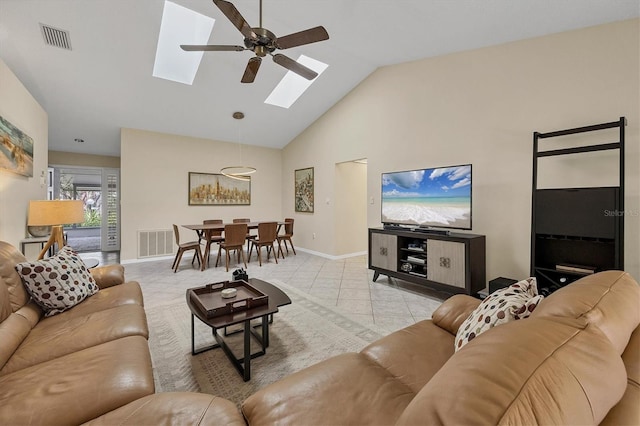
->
[455,277,544,351]
[15,246,99,317]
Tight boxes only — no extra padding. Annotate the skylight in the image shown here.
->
[152,1,215,85]
[264,55,328,108]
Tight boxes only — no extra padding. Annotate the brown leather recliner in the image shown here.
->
[0,241,243,425]
[241,270,640,425]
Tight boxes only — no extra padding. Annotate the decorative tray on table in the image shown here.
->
[188,280,269,319]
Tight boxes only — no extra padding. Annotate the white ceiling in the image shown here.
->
[1,0,638,157]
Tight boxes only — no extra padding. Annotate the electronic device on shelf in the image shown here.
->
[381,164,472,231]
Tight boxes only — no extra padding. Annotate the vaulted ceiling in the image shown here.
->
[1,0,637,157]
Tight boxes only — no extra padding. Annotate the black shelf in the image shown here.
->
[531,118,625,295]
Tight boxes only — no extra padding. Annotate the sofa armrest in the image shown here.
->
[90,265,125,289]
[431,294,480,335]
[83,392,245,426]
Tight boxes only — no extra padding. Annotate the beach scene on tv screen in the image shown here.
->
[382,165,471,229]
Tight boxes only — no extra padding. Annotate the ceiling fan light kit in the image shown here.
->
[181,0,329,83]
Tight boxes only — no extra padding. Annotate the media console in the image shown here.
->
[369,227,486,296]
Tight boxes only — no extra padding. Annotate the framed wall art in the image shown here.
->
[188,172,251,205]
[0,115,34,177]
[294,167,314,213]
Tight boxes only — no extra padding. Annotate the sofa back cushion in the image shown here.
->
[531,270,640,355]
[396,318,627,425]
[0,241,30,312]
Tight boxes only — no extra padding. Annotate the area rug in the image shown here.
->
[145,279,384,406]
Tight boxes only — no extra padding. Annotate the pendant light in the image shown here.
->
[220,111,257,181]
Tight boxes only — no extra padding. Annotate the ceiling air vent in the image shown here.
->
[39,23,72,50]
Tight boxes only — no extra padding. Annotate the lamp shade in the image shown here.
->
[28,200,84,226]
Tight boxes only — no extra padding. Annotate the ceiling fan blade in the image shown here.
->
[276,26,329,49]
[241,57,262,83]
[272,54,318,80]
[181,44,245,52]
[212,0,256,40]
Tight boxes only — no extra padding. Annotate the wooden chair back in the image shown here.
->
[257,221,278,243]
[223,223,248,247]
[233,218,250,223]
[284,218,294,236]
[173,224,181,245]
[203,219,223,237]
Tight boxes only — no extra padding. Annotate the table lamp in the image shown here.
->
[28,200,84,259]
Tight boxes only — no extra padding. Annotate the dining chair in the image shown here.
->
[201,219,224,267]
[233,218,256,254]
[172,224,203,273]
[249,222,279,267]
[277,218,296,258]
[215,223,248,272]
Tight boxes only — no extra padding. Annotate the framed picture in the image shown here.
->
[188,172,251,205]
[295,167,314,213]
[0,115,34,177]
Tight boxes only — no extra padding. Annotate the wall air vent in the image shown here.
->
[39,23,72,50]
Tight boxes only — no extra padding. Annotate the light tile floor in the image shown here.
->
[84,247,450,335]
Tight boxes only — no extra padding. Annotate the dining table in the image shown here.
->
[183,221,285,270]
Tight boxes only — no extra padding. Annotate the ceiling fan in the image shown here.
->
[181,0,329,83]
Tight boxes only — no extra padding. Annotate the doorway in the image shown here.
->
[334,159,368,255]
[50,165,120,253]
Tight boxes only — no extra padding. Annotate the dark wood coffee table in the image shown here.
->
[186,278,291,381]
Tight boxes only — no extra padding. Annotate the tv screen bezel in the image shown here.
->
[380,163,473,231]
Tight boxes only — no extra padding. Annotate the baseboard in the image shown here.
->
[121,254,174,265]
[121,248,367,264]
[296,247,367,260]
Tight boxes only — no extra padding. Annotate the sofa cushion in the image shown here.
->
[84,392,245,426]
[0,241,30,312]
[1,304,149,375]
[242,352,415,426]
[531,270,640,355]
[455,277,543,351]
[396,318,627,425]
[0,335,154,426]
[15,246,99,317]
[360,319,455,393]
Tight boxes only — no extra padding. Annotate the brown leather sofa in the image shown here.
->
[240,270,640,425]
[2,237,638,425]
[0,240,243,425]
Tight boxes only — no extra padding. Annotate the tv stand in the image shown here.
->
[369,227,486,296]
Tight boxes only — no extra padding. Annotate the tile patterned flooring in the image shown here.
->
[83,247,450,335]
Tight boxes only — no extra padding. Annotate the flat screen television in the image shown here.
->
[381,164,472,230]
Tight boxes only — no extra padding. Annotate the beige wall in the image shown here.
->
[120,128,282,261]
[0,58,48,256]
[282,19,640,281]
[49,151,120,168]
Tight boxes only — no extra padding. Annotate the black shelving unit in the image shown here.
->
[531,117,625,295]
